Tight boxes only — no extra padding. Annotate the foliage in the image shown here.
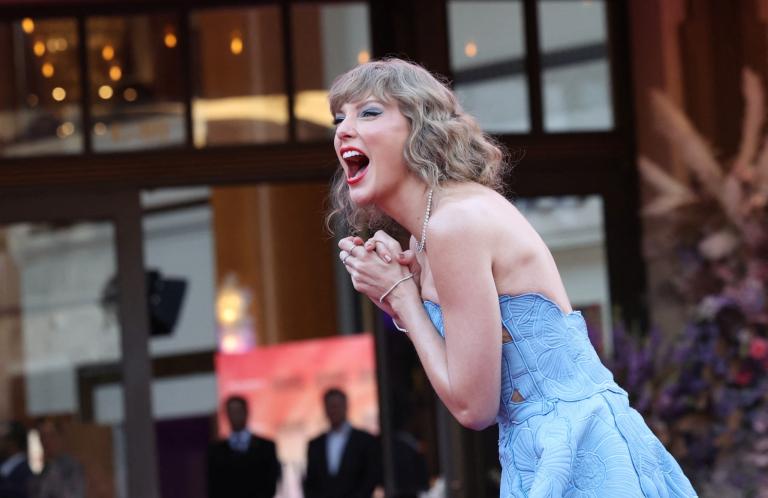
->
[615,68,768,497]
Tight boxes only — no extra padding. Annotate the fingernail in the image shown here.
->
[384,255,392,262]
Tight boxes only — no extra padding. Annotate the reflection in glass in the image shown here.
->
[0,18,82,156]
[538,0,613,131]
[87,14,186,152]
[291,3,371,141]
[516,195,612,354]
[191,7,289,147]
[0,222,126,496]
[447,1,529,133]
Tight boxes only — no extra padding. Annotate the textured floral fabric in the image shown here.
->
[423,293,697,498]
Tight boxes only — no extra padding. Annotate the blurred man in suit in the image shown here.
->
[0,421,32,498]
[207,396,281,498]
[303,388,379,498]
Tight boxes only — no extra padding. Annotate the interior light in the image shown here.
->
[357,50,370,64]
[33,41,45,57]
[98,85,114,100]
[93,122,107,135]
[27,94,38,107]
[465,41,478,58]
[57,122,75,138]
[51,87,66,101]
[41,62,54,78]
[164,32,177,48]
[102,44,115,61]
[230,33,243,55]
[123,87,138,102]
[21,18,34,34]
[109,65,122,81]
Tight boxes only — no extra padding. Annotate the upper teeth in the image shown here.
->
[343,150,363,159]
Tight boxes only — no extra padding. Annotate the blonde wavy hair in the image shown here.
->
[327,57,510,234]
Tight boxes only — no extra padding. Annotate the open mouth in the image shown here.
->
[342,149,370,183]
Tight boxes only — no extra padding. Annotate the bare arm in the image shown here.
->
[388,212,501,429]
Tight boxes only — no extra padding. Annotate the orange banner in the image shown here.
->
[215,333,379,498]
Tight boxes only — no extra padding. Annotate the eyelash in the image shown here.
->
[333,108,381,126]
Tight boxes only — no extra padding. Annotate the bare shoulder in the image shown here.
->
[426,185,526,245]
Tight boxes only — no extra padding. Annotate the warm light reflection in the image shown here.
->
[192,95,290,147]
[51,87,66,101]
[164,32,177,48]
[27,94,38,107]
[294,90,335,128]
[109,65,122,81]
[230,34,243,55]
[93,122,107,135]
[220,333,245,354]
[57,122,75,138]
[217,288,245,326]
[123,87,137,102]
[101,45,115,61]
[41,63,54,78]
[33,41,45,57]
[46,38,67,53]
[21,18,34,34]
[357,50,370,64]
[98,85,113,100]
[465,41,478,58]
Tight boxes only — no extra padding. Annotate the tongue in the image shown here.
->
[351,163,368,179]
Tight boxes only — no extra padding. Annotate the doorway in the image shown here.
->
[0,189,159,498]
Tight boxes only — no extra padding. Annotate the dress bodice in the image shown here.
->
[422,293,625,426]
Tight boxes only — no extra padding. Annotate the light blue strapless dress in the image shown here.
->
[423,293,697,498]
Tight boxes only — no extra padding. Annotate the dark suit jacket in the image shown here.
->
[0,457,33,498]
[207,434,281,498]
[303,427,380,498]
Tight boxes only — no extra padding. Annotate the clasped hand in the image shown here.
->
[338,230,421,318]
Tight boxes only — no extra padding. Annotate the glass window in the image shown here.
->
[87,14,186,152]
[0,18,83,157]
[291,2,371,142]
[447,0,530,133]
[538,0,613,131]
[190,6,288,147]
[516,195,612,354]
[0,222,127,496]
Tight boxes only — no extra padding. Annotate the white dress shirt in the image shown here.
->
[325,422,351,476]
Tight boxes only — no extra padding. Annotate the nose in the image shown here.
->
[335,115,356,141]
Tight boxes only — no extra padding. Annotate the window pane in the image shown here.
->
[0,18,83,157]
[191,7,288,147]
[516,195,612,354]
[87,14,186,152]
[448,1,530,133]
[0,222,128,496]
[538,0,613,131]
[291,3,371,142]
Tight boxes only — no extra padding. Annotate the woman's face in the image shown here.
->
[333,96,411,206]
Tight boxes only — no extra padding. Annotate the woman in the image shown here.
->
[330,58,696,497]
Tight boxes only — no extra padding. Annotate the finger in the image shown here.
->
[367,240,393,263]
[397,249,415,264]
[370,231,402,255]
[338,237,362,253]
[338,236,356,251]
[339,250,353,265]
[348,245,365,258]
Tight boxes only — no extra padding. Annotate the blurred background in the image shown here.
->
[0,1,766,497]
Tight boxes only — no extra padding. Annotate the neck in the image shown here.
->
[376,177,432,240]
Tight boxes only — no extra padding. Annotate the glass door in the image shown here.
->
[0,190,158,498]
